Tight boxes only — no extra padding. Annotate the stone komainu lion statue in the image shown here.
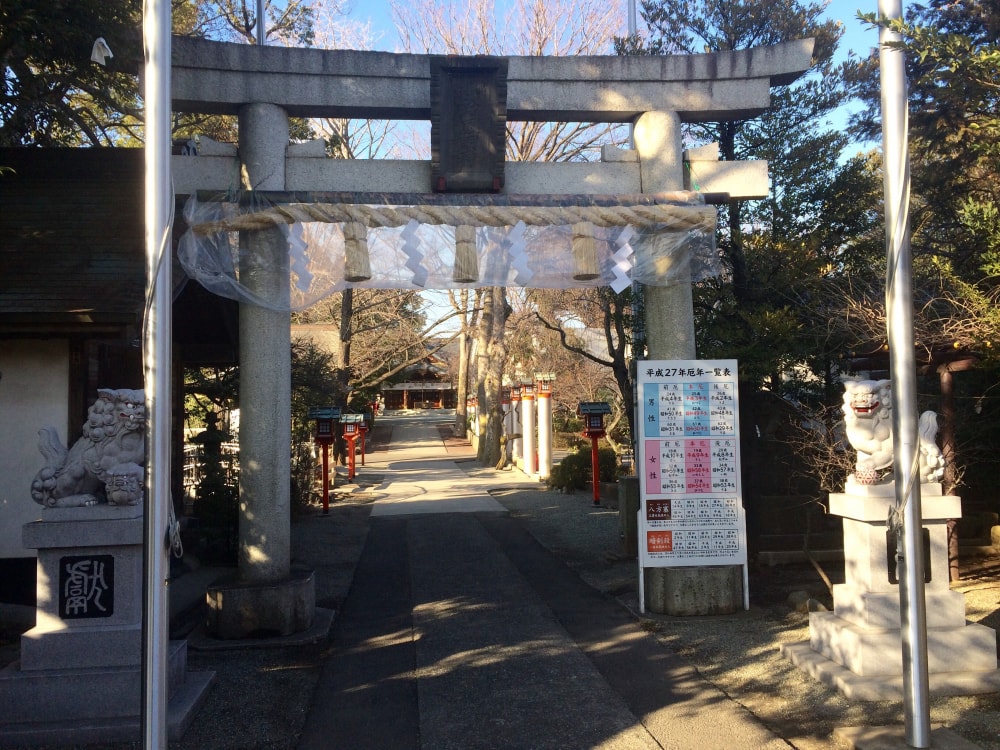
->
[30,388,146,508]
[842,379,945,485]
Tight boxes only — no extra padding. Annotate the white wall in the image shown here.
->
[0,340,69,558]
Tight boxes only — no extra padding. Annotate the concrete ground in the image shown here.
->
[5,409,1000,749]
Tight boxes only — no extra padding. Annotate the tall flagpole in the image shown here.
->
[627,0,637,148]
[142,0,172,745]
[878,1,931,746]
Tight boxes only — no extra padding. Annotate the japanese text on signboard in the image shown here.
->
[637,360,747,568]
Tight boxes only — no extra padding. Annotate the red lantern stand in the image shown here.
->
[309,406,342,514]
[578,402,611,506]
[341,414,365,481]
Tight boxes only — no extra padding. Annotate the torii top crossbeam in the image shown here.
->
[172,36,814,122]
[171,37,814,306]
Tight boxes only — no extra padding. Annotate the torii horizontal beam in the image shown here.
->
[172,36,814,123]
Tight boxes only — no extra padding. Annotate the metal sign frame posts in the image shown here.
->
[636,360,748,612]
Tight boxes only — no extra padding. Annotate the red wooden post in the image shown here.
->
[590,434,601,506]
[347,436,357,479]
[341,414,364,481]
[321,442,330,514]
[359,418,369,466]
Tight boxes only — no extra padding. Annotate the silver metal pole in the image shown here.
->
[142,0,172,745]
[627,0,637,149]
[878,1,931,746]
[257,0,266,45]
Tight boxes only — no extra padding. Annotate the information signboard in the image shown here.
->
[637,360,748,608]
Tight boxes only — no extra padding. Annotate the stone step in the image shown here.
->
[809,610,998,677]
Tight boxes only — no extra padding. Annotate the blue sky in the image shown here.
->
[341,1,880,156]
[341,1,879,161]
[341,2,881,60]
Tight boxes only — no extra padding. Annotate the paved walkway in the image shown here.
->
[297,412,788,750]
[365,416,516,516]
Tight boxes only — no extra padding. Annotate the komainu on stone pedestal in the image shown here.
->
[842,378,945,486]
[780,379,1000,700]
[30,388,145,508]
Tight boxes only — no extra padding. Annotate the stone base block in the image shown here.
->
[20,623,141,671]
[0,640,206,725]
[809,611,997,677]
[35,504,143,524]
[190,607,335,651]
[782,641,1000,701]
[834,724,984,749]
[0,667,214,747]
[832,585,967,631]
[644,565,743,616]
[207,566,315,639]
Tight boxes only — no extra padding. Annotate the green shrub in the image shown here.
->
[548,450,589,491]
[597,447,618,483]
[548,446,619,490]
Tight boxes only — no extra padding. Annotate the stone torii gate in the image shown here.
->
[170,36,813,631]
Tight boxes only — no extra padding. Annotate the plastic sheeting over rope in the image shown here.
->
[178,189,719,312]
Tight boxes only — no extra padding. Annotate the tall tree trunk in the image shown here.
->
[476,286,507,466]
[719,122,749,305]
[453,289,471,437]
[336,288,354,398]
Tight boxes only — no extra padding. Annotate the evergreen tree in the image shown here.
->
[1,0,144,146]
[2,1,323,147]
[635,0,881,401]
[850,0,1000,320]
[844,1,1000,498]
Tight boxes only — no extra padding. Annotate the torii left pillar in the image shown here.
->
[206,102,316,639]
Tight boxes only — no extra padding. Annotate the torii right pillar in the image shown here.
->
[635,111,744,615]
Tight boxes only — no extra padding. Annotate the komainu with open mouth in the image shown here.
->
[30,388,146,508]
[842,378,944,485]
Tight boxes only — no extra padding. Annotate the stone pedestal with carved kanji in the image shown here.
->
[0,506,213,746]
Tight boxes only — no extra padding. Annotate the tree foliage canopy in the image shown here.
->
[2,0,323,146]
[639,0,840,62]
[846,0,1000,360]
[1,0,143,146]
